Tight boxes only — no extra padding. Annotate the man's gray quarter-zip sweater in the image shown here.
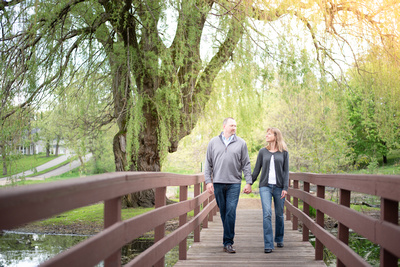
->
[204,133,252,185]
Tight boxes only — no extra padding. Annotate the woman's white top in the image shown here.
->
[269,155,277,184]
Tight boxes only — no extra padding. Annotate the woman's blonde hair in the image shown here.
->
[266,127,288,152]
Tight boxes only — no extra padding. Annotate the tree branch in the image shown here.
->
[0,0,24,11]
[194,13,244,111]
[1,31,85,122]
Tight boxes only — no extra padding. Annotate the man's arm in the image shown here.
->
[241,142,252,194]
[241,142,253,185]
[204,141,214,185]
[204,140,214,194]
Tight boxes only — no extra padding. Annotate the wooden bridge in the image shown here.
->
[0,172,399,267]
[174,200,326,266]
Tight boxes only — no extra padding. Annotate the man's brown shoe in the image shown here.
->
[224,244,236,253]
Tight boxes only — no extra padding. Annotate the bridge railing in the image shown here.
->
[285,173,400,267]
[0,172,218,267]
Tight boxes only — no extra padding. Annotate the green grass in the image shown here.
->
[4,175,81,187]
[0,160,82,188]
[0,153,60,178]
[161,166,199,175]
[350,204,380,213]
[350,163,400,175]
[26,202,154,231]
[24,156,79,178]
[350,149,400,175]
[38,203,106,226]
[379,149,400,165]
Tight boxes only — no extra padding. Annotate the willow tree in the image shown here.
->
[346,44,400,166]
[1,0,398,206]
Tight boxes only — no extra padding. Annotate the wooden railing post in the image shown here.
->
[202,182,209,229]
[302,182,310,242]
[292,180,299,230]
[286,179,292,221]
[207,182,216,222]
[380,198,399,267]
[315,185,325,261]
[194,183,201,242]
[337,189,351,267]
[179,185,188,260]
[203,196,209,228]
[104,197,122,267]
[212,194,218,217]
[154,187,166,267]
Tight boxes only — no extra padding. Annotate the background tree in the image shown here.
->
[346,44,400,167]
[44,72,115,174]
[261,40,349,173]
[35,112,56,157]
[0,108,32,176]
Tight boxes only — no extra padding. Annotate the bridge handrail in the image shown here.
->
[286,172,400,267]
[0,172,218,267]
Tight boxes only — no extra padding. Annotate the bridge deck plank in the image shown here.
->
[174,199,326,267]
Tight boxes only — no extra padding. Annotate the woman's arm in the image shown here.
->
[282,151,289,191]
[251,149,263,184]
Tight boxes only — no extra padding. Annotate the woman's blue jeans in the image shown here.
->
[213,183,241,247]
[260,185,285,249]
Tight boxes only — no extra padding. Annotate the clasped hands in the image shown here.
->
[206,183,252,194]
[243,183,252,194]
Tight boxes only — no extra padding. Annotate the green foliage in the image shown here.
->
[38,71,116,174]
[264,38,351,173]
[345,45,400,168]
[346,89,388,167]
[125,93,144,170]
[309,206,316,218]
[349,150,400,175]
[0,108,34,176]
[349,233,380,266]
[163,29,400,175]
[2,0,399,180]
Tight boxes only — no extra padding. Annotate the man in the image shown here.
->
[204,117,252,253]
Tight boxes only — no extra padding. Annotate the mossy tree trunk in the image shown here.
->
[108,0,246,207]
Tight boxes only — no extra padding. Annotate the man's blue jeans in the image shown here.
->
[213,183,241,247]
[260,185,285,249]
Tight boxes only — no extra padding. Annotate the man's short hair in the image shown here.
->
[223,117,235,126]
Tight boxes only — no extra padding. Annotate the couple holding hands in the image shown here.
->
[204,117,289,254]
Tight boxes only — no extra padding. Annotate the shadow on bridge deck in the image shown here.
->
[175,198,326,267]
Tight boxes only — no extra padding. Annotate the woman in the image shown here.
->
[252,127,289,253]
